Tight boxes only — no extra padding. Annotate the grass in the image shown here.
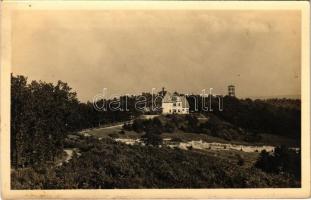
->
[80,126,275,170]
[84,125,142,139]
[259,133,300,147]
[82,123,299,148]
[12,138,300,189]
[72,124,298,174]
[163,132,299,147]
[192,148,260,168]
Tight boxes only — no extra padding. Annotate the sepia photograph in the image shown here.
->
[0,1,310,199]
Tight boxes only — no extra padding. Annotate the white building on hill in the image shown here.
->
[162,92,189,114]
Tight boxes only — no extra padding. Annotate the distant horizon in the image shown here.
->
[12,72,301,102]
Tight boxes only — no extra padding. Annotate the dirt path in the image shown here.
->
[79,120,133,134]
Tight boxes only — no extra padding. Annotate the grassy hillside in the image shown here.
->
[12,138,300,189]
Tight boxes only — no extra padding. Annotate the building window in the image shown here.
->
[173,103,176,106]
[169,109,171,113]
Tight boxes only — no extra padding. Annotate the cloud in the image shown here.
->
[12,10,301,101]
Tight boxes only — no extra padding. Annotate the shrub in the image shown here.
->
[108,133,119,138]
[12,139,300,189]
[171,137,183,143]
[164,122,177,133]
[236,155,245,166]
[131,117,164,133]
[185,115,199,132]
[132,119,145,133]
[254,146,301,180]
[122,123,132,131]
[244,133,262,142]
[141,132,163,146]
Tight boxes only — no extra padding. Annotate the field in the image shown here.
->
[11,116,301,189]
[73,119,299,171]
[12,136,300,189]
[81,121,299,147]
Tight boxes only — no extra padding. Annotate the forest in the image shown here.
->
[186,95,301,139]
[11,74,301,188]
[11,75,137,168]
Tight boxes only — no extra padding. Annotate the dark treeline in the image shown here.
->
[11,75,139,168]
[124,114,259,142]
[11,75,301,189]
[11,75,164,168]
[12,75,78,168]
[186,95,301,140]
[255,146,301,180]
[11,74,300,169]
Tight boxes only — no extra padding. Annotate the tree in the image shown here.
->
[141,131,163,146]
[11,75,87,168]
[185,115,199,132]
[254,146,301,180]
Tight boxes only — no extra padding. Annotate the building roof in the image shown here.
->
[162,92,189,108]
[180,96,189,108]
[162,92,173,103]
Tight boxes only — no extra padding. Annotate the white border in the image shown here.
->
[1,1,310,199]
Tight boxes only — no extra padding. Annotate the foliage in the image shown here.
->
[129,114,251,142]
[141,132,163,146]
[11,75,301,189]
[187,95,301,141]
[108,133,119,138]
[236,154,245,166]
[185,115,199,132]
[11,75,137,168]
[11,75,79,168]
[122,122,133,131]
[130,118,163,133]
[12,139,300,189]
[255,146,301,180]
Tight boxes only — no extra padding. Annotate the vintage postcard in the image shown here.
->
[0,1,310,199]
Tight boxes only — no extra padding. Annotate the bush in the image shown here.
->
[132,119,145,133]
[164,122,177,133]
[236,154,245,166]
[131,118,164,133]
[12,139,301,189]
[171,137,183,143]
[108,133,119,138]
[122,123,132,131]
[141,132,163,146]
[244,133,262,142]
[185,115,199,132]
[254,146,301,180]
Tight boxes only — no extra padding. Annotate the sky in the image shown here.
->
[12,10,301,102]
